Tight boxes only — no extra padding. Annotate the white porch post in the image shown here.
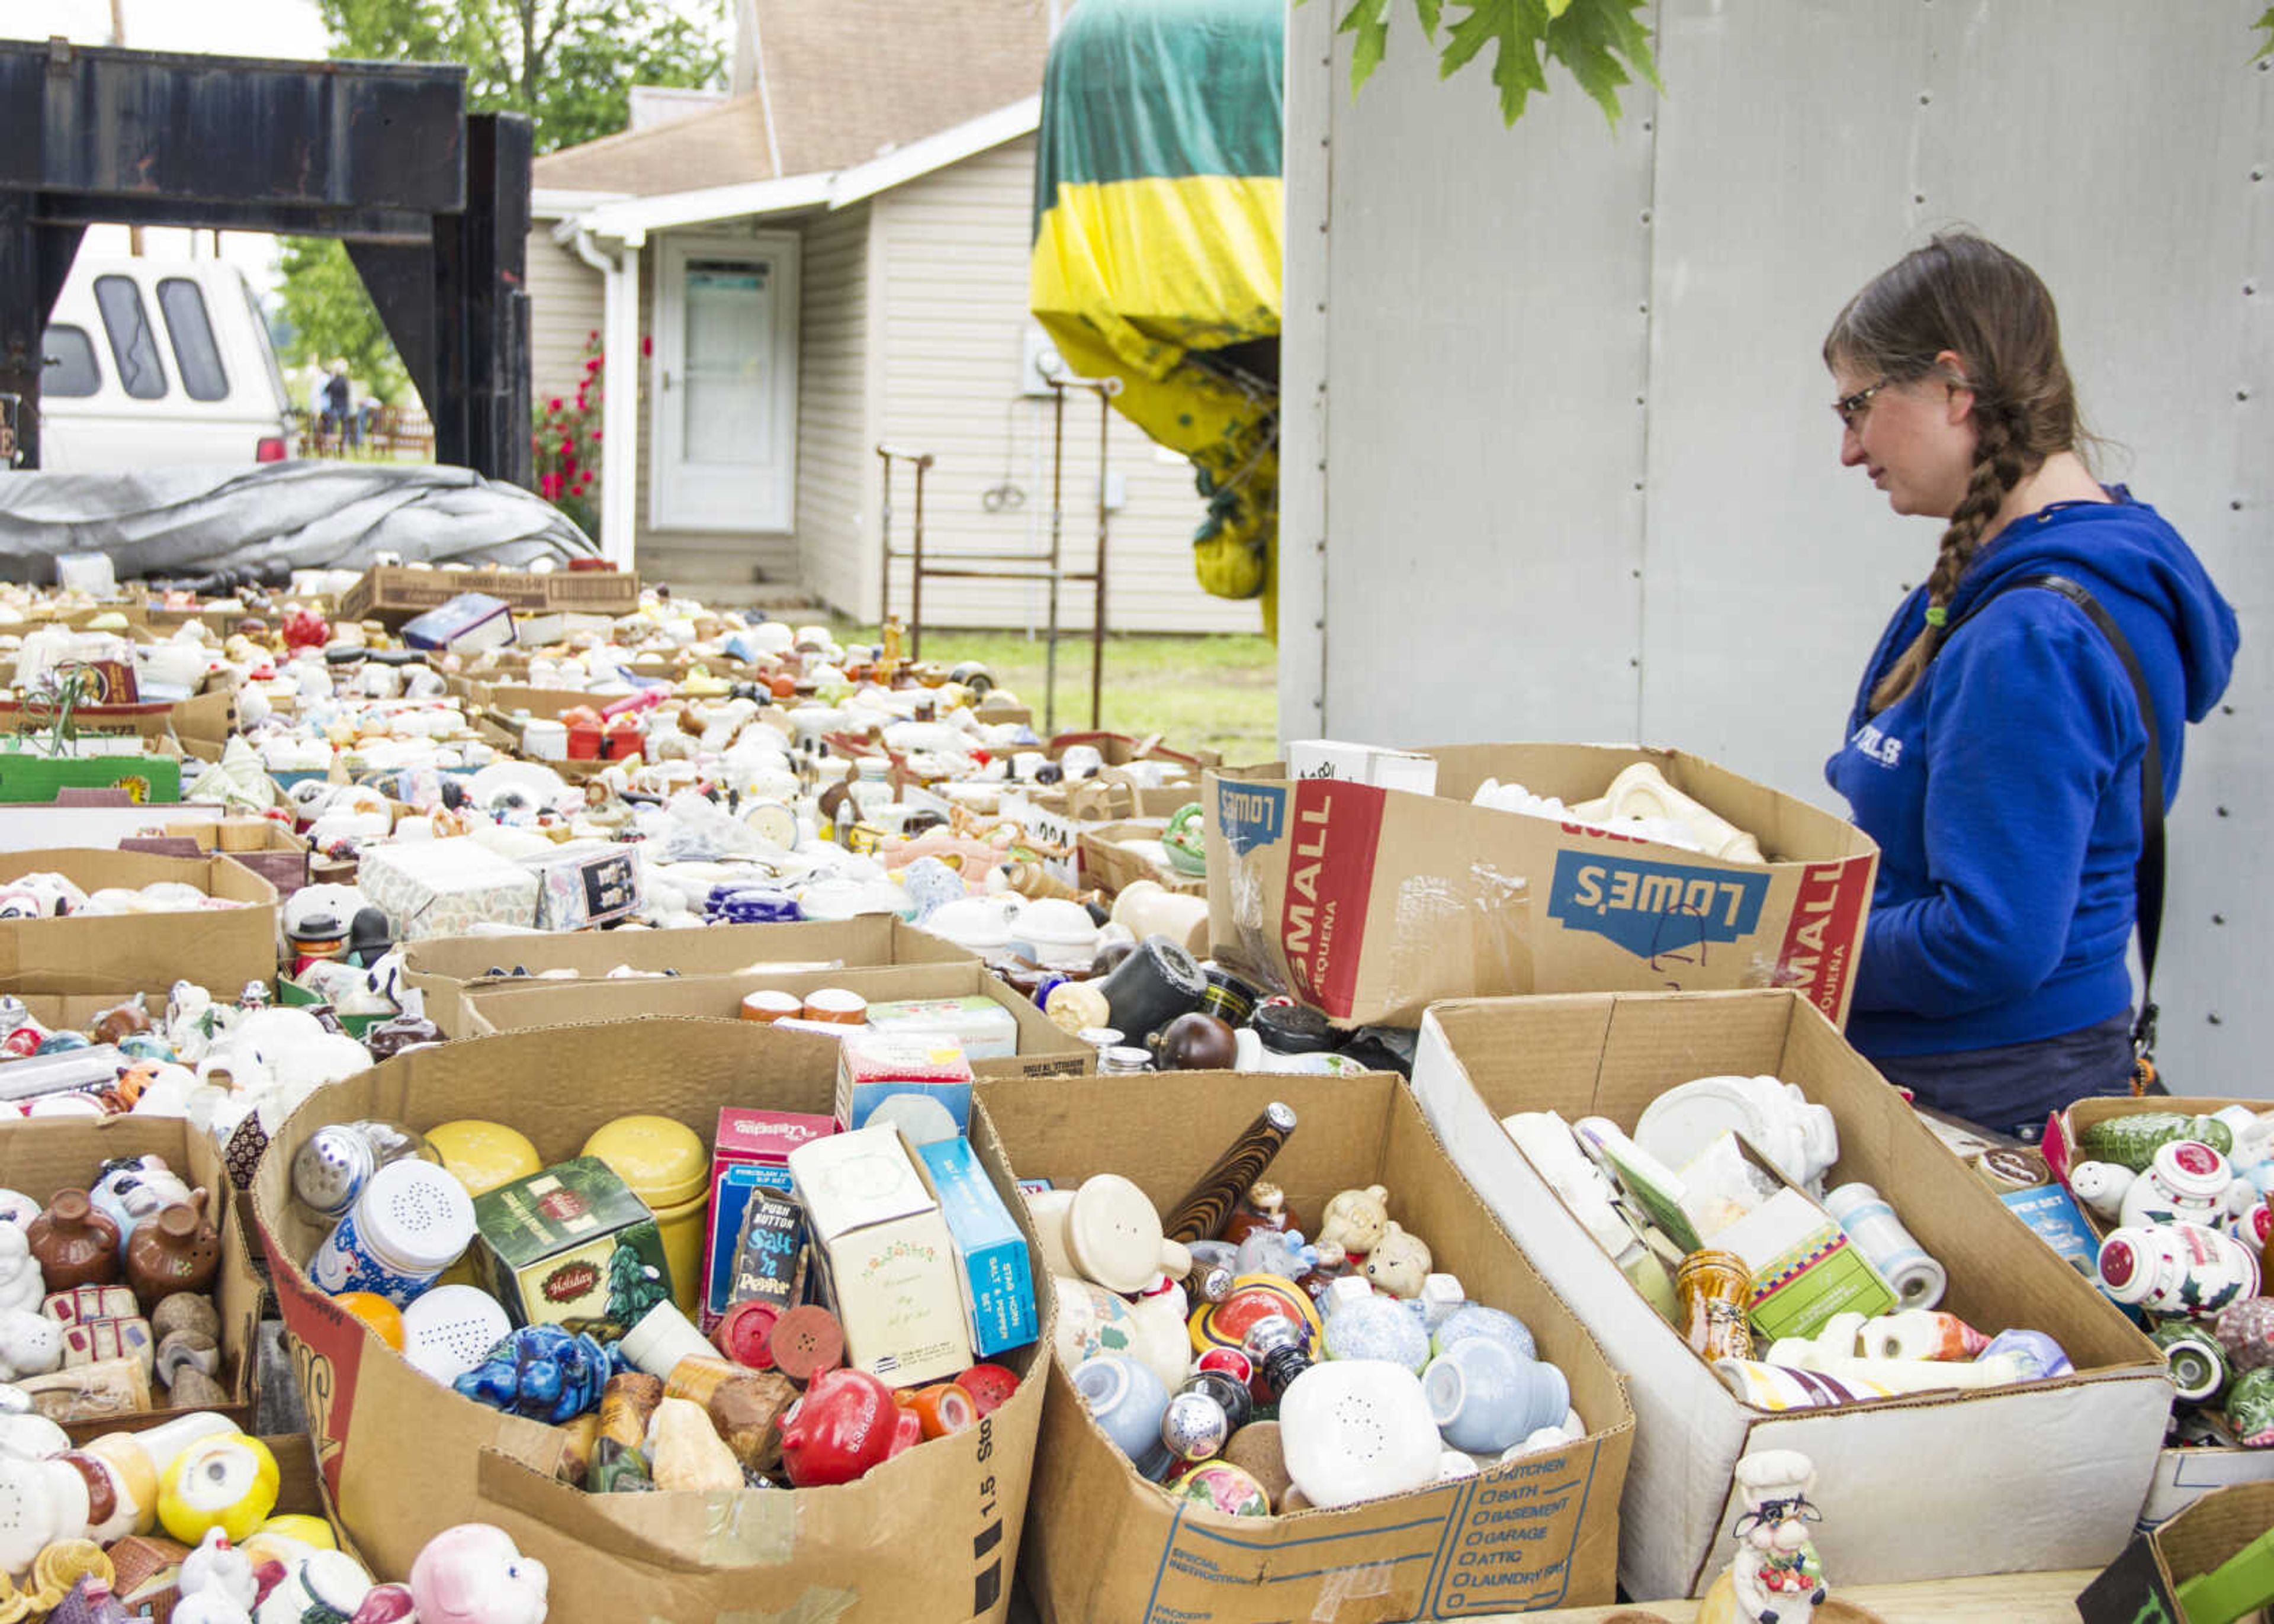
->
[601,231,644,573]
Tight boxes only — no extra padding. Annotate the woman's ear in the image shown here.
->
[1934,348,1976,424]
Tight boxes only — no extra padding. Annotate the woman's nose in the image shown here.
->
[1839,426,1865,468]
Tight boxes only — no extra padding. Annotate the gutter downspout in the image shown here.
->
[560,221,643,573]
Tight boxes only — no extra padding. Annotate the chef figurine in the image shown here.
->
[1698,1449,1829,1624]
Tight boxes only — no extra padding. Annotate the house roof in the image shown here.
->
[532,0,1054,197]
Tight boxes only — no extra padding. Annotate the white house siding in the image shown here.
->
[865,136,1262,633]
[525,229,606,413]
[794,202,874,614]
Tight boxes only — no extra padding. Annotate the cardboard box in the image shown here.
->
[120,818,310,898]
[255,1018,1046,1624]
[835,1031,975,1135]
[1409,989,2175,1599]
[790,1124,974,1388]
[702,1107,836,1327]
[2045,1094,2274,1527]
[1077,818,1207,903]
[524,840,640,931]
[916,1136,1038,1360]
[1206,744,1880,1028]
[401,915,979,1037]
[2079,1480,2274,1623]
[0,749,182,806]
[0,688,233,757]
[864,993,1020,1060]
[0,848,279,998]
[1002,773,1207,891]
[470,1156,672,1333]
[0,1114,262,1443]
[339,565,639,628]
[402,592,516,654]
[977,1069,1633,1623]
[1287,738,1441,795]
[358,838,541,941]
[457,960,1094,1079]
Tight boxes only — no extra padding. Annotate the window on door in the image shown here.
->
[651,233,800,533]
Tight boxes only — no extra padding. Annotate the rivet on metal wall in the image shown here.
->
[1913,194,1926,204]
[2210,1012,2224,1025]
[1640,210,1652,225]
[1313,619,1325,631]
[2247,282,2259,296]
[2240,388,2252,401]
[1629,657,1640,668]
[2254,169,2266,182]
[2232,499,2245,510]
[1638,302,1649,315]
[2223,705,2236,715]
[2218,805,2231,816]
[2214,914,2227,925]
[1918,91,1932,105]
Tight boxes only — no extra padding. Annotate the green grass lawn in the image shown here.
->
[831,621,1279,763]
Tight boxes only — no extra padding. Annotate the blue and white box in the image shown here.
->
[916,1136,1038,1358]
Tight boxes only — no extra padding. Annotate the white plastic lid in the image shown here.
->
[2153,1140,2233,1202]
[356,1160,477,1276]
[400,1285,511,1385]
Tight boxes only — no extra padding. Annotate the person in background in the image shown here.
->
[323,361,353,451]
[1820,232,2238,1139]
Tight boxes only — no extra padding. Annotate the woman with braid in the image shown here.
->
[1822,233,2238,1137]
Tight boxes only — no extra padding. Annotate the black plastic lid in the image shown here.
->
[1251,1002,1338,1054]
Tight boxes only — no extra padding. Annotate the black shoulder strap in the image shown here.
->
[1942,573,2163,1057]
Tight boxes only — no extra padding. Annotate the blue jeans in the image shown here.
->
[1864,1010,2135,1140]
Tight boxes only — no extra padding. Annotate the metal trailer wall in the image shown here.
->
[1283,1,2272,1096]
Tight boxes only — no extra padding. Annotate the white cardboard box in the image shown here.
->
[359,838,540,941]
[1410,989,2174,1600]
[1285,738,1441,795]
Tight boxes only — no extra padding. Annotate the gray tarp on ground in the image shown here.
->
[0,464,597,583]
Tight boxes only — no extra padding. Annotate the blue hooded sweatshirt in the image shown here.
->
[1826,492,2238,1059]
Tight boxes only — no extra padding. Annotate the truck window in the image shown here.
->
[40,326,101,398]
[157,279,230,401]
[93,276,168,400]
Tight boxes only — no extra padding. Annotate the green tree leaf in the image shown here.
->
[1337,0,1394,101]
[2256,6,2274,59]
[1304,0,1658,129]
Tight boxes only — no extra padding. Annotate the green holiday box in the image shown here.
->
[469,1156,673,1335]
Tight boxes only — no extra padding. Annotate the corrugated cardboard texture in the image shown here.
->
[1411,989,2175,1600]
[0,1115,261,1440]
[974,1070,1633,1623]
[2077,1480,2274,1624]
[404,915,976,1036]
[339,566,640,626]
[1206,745,1878,1029]
[457,961,1094,1079]
[255,1018,1046,1624]
[0,849,278,997]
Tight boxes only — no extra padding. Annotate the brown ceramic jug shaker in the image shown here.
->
[126,1191,221,1313]
[28,1191,121,1290]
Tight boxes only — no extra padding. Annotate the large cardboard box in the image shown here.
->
[255,1019,1046,1624]
[0,1114,262,1442]
[976,1069,1634,1623]
[402,915,979,1037]
[2045,1094,2274,1527]
[1206,745,1879,1029]
[339,565,639,627]
[2077,1480,2274,1624]
[0,848,279,998]
[456,961,1094,1079]
[1409,989,2175,1600]
[120,818,310,899]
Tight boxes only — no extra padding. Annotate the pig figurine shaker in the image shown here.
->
[409,1523,550,1624]
[1316,1186,1390,1258]
[1361,1222,1433,1298]
[1697,1449,1829,1624]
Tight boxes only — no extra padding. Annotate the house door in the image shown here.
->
[651,231,800,533]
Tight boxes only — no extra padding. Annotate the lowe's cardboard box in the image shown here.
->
[2044,1094,2274,1528]
[0,848,279,998]
[455,960,1094,1079]
[1206,744,1877,1029]
[1411,989,2175,1601]
[339,564,638,626]
[256,1018,1046,1624]
[975,1070,1633,1623]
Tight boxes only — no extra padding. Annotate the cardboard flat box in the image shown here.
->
[1409,989,2175,1600]
[402,915,979,1037]
[522,840,640,931]
[256,1018,1045,1624]
[2045,1094,2274,1527]
[0,848,278,998]
[339,564,638,628]
[1206,744,1880,1028]
[0,1114,261,1443]
[2078,1480,2274,1623]
[864,993,1019,1060]
[790,1124,974,1388]
[977,1069,1633,1623]
[457,960,1094,1079]
[359,837,541,941]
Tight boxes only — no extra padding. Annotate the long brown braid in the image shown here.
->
[1823,233,2088,713]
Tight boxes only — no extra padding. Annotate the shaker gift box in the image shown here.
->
[469,1156,672,1333]
[834,1031,974,1136]
[789,1123,973,1388]
[359,838,540,941]
[522,839,641,931]
[702,1107,837,1327]
[1411,989,2173,1600]
[399,592,517,654]
[916,1136,1038,1359]
[1286,738,1441,795]
[864,993,1018,1060]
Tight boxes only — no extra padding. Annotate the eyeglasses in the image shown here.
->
[1833,376,1893,430]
